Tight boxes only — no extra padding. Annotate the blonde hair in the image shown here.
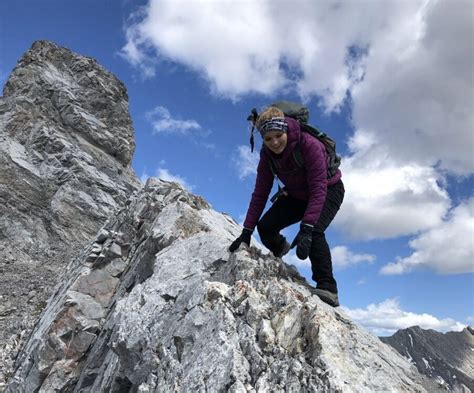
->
[256,106,284,130]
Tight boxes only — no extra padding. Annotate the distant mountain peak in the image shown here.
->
[382,325,474,392]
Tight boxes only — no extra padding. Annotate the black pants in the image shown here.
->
[257,180,345,293]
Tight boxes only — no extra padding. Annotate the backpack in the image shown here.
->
[247,101,341,180]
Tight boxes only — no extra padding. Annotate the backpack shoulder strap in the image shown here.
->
[293,143,304,168]
[300,123,342,178]
[300,122,326,138]
[262,148,278,176]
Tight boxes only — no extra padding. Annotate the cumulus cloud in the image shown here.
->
[381,198,474,275]
[140,171,149,184]
[122,0,287,99]
[334,147,451,240]
[344,298,467,336]
[141,166,194,191]
[120,0,387,108]
[157,167,194,191]
[351,0,474,175]
[282,245,375,271]
[120,6,157,78]
[331,246,375,269]
[146,106,201,135]
[124,0,473,247]
[233,145,259,180]
[283,252,310,269]
[122,0,473,175]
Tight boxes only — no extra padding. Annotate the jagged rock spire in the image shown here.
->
[3,40,135,165]
[0,41,141,387]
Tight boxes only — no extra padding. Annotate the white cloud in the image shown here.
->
[279,246,374,273]
[283,251,311,269]
[233,145,259,180]
[199,142,216,151]
[122,0,287,99]
[140,162,166,184]
[381,198,474,275]
[344,298,466,336]
[334,150,451,240]
[141,167,194,191]
[140,171,149,184]
[146,106,201,135]
[331,246,375,269]
[124,0,473,245]
[350,0,474,176]
[122,0,473,175]
[120,7,157,79]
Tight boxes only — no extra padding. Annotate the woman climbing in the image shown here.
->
[229,104,345,307]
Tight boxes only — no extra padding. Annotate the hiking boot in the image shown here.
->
[313,288,340,307]
[273,240,291,258]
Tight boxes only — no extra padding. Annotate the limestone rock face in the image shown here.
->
[7,179,427,392]
[0,41,141,385]
[2,40,136,164]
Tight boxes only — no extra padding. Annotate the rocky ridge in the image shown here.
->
[7,178,427,392]
[381,326,474,392]
[0,40,141,385]
[2,40,433,392]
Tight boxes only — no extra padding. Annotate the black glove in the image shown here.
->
[290,223,313,260]
[229,228,253,252]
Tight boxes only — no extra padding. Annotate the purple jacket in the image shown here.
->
[243,117,342,230]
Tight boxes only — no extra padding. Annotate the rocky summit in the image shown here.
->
[0,40,141,386]
[2,41,429,392]
[6,178,426,392]
[381,326,474,392]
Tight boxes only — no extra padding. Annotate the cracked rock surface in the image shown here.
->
[0,40,141,386]
[7,178,426,392]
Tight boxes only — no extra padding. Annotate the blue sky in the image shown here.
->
[1,0,473,336]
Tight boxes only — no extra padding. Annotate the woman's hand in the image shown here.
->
[229,228,253,252]
[291,223,313,259]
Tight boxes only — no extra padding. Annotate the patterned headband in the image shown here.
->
[258,117,288,136]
